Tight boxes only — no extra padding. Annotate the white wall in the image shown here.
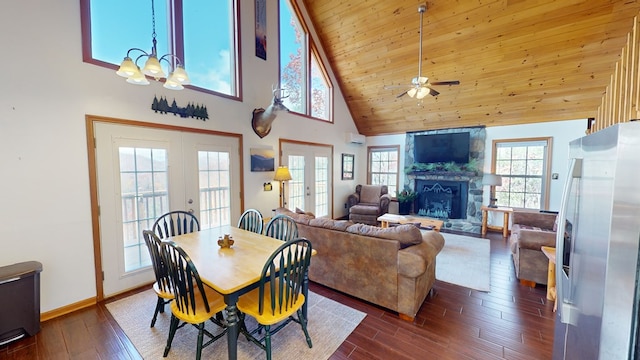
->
[367,120,587,212]
[0,0,360,312]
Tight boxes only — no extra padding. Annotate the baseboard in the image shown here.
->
[41,297,96,322]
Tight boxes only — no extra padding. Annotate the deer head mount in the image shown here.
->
[251,86,289,138]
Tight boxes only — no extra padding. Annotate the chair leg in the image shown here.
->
[265,325,272,360]
[196,323,205,360]
[151,296,164,327]
[297,309,313,348]
[163,315,179,357]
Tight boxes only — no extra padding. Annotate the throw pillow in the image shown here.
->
[295,207,315,218]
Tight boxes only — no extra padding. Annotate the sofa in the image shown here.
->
[508,210,558,286]
[276,207,445,321]
[347,184,392,225]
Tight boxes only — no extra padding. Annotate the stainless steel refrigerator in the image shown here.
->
[553,121,640,359]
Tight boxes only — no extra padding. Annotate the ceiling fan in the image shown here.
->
[386,4,459,99]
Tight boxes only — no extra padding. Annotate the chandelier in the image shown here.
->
[116,0,190,90]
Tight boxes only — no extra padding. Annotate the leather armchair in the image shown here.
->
[508,210,558,286]
[347,184,392,225]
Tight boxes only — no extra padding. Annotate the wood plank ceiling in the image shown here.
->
[302,0,640,135]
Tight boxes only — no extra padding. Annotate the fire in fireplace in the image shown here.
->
[415,180,469,219]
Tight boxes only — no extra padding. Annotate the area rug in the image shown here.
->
[435,232,491,291]
[106,289,365,360]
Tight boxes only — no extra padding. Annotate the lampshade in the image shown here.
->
[273,166,292,181]
[116,57,138,78]
[482,173,502,186]
[142,55,166,78]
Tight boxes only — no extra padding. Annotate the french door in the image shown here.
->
[93,120,241,296]
[280,141,332,217]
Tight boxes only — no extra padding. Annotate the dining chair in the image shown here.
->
[160,241,227,360]
[142,230,174,328]
[264,214,298,241]
[238,208,264,234]
[237,238,313,360]
[153,210,200,239]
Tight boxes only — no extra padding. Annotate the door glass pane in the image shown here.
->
[288,155,305,210]
[314,156,329,217]
[119,147,168,272]
[198,150,231,229]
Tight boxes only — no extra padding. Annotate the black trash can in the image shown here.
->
[0,261,43,346]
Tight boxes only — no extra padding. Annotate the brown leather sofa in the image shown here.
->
[508,210,558,286]
[347,184,392,225]
[276,207,444,321]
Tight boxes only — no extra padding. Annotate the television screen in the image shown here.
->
[414,132,470,164]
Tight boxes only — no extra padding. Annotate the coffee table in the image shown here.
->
[377,213,443,232]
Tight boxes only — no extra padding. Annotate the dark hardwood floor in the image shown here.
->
[0,230,555,359]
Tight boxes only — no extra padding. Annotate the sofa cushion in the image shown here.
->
[309,217,353,231]
[349,204,380,215]
[346,223,422,249]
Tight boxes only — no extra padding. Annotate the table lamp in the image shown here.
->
[273,166,292,208]
[482,173,502,208]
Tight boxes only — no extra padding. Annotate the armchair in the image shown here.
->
[347,184,391,225]
[508,210,558,286]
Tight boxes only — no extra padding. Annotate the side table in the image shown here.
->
[481,205,513,238]
[541,246,557,312]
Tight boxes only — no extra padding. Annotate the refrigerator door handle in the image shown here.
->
[556,157,582,325]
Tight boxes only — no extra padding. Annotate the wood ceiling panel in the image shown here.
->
[302,0,640,135]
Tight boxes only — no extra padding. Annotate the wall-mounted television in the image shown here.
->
[414,132,470,164]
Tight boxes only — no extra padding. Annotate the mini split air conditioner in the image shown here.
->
[346,132,365,145]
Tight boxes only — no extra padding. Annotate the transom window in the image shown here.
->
[368,146,400,197]
[492,138,552,210]
[279,0,333,122]
[81,0,239,97]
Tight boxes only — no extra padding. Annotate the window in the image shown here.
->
[492,138,552,210]
[368,146,400,197]
[81,0,239,97]
[279,0,333,121]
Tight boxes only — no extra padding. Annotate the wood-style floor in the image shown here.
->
[0,230,555,359]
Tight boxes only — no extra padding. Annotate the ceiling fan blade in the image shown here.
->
[429,88,440,96]
[397,90,409,98]
[430,81,460,86]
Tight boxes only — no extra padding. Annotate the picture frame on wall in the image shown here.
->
[255,0,267,60]
[342,153,354,180]
[250,148,275,171]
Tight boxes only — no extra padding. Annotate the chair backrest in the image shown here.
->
[256,238,312,316]
[238,209,264,234]
[264,214,298,241]
[160,241,211,315]
[153,211,200,239]
[142,230,172,293]
[358,185,385,204]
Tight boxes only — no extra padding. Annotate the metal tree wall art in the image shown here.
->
[151,96,208,120]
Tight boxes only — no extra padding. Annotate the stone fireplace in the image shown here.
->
[405,127,487,233]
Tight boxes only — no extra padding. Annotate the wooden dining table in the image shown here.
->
[167,225,313,360]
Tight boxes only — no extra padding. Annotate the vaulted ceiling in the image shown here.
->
[302,0,640,135]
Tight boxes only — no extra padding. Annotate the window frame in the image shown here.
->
[278,0,334,122]
[367,145,400,197]
[490,137,553,210]
[79,0,242,100]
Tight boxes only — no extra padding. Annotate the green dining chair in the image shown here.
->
[238,209,264,234]
[237,238,313,360]
[142,230,174,328]
[264,214,298,241]
[153,210,200,239]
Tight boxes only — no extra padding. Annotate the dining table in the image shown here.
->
[167,225,313,360]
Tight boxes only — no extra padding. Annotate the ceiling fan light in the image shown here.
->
[416,87,430,99]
